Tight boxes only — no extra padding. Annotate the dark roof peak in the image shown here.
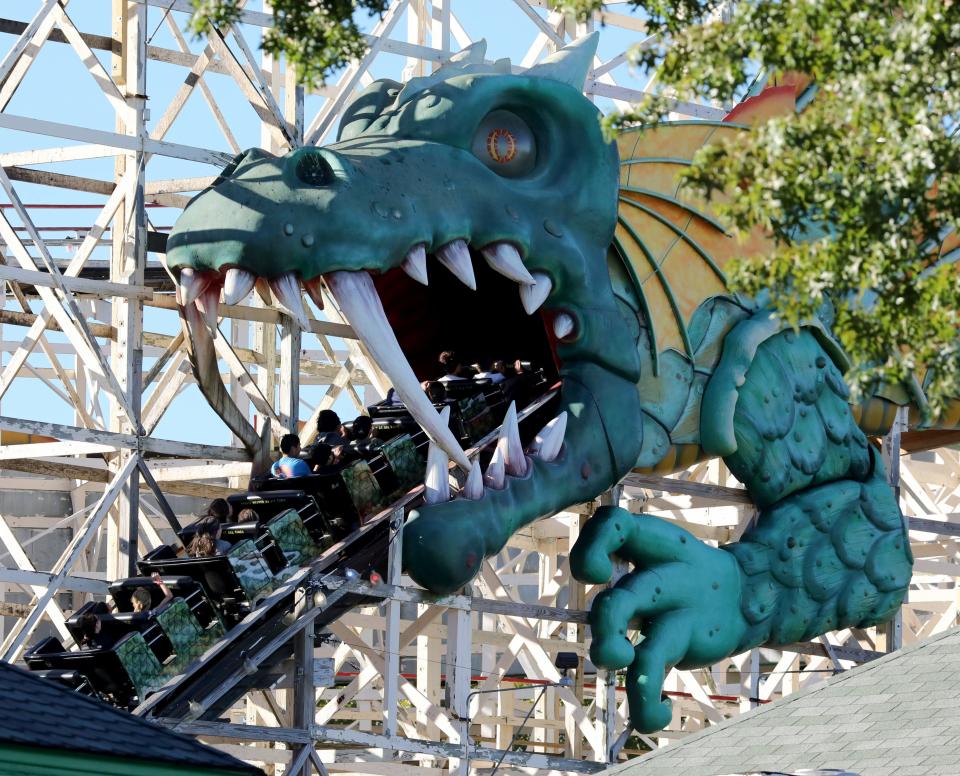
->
[0,661,261,774]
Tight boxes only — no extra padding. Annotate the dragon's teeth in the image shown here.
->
[325,270,471,470]
[424,439,450,505]
[269,273,311,330]
[500,401,527,476]
[484,443,506,489]
[223,267,256,305]
[553,312,575,340]
[463,459,483,500]
[519,272,552,315]
[436,239,476,290]
[195,283,221,334]
[302,277,325,310]
[532,411,567,462]
[401,244,429,285]
[480,242,535,285]
[179,267,216,306]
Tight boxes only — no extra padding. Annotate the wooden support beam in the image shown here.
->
[0,112,234,167]
[161,720,606,774]
[0,568,108,596]
[0,263,152,298]
[147,294,357,338]
[624,472,754,504]
[0,457,236,499]
[0,416,251,461]
[337,578,590,623]
[1,454,137,661]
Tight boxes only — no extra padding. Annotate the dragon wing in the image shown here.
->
[610,81,810,373]
[612,120,771,370]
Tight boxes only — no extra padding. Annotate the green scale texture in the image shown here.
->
[570,326,911,732]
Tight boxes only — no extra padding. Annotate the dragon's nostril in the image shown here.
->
[296,152,334,186]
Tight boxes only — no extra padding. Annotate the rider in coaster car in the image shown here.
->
[437,350,475,382]
[474,360,507,384]
[347,415,383,459]
[315,410,347,446]
[77,612,120,650]
[271,433,312,480]
[188,515,232,556]
[131,573,174,615]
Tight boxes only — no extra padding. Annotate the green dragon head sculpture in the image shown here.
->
[166,38,936,735]
[166,34,645,594]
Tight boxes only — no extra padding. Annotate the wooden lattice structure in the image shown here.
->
[0,3,957,774]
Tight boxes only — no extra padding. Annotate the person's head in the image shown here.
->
[190,533,217,558]
[491,360,507,375]
[206,497,229,522]
[309,443,333,468]
[78,612,100,644]
[131,587,152,613]
[194,515,221,539]
[351,415,373,440]
[316,410,342,433]
[439,350,460,375]
[188,515,222,557]
[425,381,446,402]
[237,507,259,523]
[280,433,301,457]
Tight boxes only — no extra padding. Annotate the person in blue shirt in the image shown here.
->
[271,433,311,479]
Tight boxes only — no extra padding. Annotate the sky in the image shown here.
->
[0,1,652,446]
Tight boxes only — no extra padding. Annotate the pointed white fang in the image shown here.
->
[424,406,452,504]
[480,242,535,285]
[500,401,527,476]
[223,267,256,305]
[424,441,451,504]
[179,267,215,306]
[533,411,567,462]
[484,443,506,489]
[269,273,311,330]
[195,284,221,334]
[553,312,575,340]
[325,270,471,470]
[519,272,552,315]
[401,243,429,285]
[303,277,325,310]
[464,459,483,500]
[436,239,476,290]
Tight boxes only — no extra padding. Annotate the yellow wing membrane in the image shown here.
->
[612,121,773,364]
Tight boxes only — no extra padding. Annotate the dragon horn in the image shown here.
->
[527,31,599,90]
[448,39,487,65]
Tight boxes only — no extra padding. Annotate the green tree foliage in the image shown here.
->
[187,1,387,90]
[562,0,960,415]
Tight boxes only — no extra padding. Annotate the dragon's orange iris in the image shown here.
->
[486,128,517,164]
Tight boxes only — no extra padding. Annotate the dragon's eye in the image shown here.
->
[295,151,334,186]
[471,110,536,177]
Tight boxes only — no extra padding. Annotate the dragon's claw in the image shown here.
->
[572,507,749,732]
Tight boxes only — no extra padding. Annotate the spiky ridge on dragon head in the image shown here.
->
[166,35,645,594]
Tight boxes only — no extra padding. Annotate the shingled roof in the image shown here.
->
[0,661,261,774]
[610,626,960,776]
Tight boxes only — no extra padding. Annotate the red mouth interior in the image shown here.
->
[373,248,559,383]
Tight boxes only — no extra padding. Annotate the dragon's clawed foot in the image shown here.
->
[570,506,749,732]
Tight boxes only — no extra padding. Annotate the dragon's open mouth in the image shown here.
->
[326,239,570,488]
[175,238,572,497]
[373,243,560,388]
